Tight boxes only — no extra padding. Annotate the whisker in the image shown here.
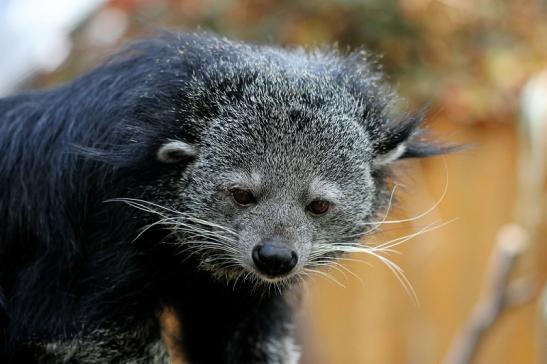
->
[335,246,418,305]
[106,197,181,215]
[303,268,346,288]
[374,218,456,250]
[311,260,348,282]
[356,163,449,227]
[182,216,238,237]
[311,218,456,304]
[312,259,364,284]
[172,223,237,244]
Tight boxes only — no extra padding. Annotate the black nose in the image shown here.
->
[252,241,298,277]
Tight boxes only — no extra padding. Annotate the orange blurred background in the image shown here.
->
[5,1,546,363]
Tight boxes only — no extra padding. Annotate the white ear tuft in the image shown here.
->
[157,140,197,164]
[373,143,407,167]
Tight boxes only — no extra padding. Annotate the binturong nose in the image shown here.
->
[252,238,298,277]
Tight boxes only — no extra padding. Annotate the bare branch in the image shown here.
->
[442,224,528,364]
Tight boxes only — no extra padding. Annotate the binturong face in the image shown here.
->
[145,42,446,288]
[176,105,378,285]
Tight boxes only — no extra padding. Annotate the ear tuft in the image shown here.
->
[157,140,197,164]
[372,109,459,166]
[400,141,460,159]
[374,143,407,166]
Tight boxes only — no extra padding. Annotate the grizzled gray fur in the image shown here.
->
[0,32,446,364]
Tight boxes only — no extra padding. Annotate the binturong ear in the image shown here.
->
[372,112,456,167]
[157,140,197,164]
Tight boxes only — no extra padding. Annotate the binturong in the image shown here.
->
[0,32,451,364]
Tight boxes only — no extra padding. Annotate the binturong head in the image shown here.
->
[139,34,451,288]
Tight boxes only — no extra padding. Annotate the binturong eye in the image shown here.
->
[307,199,331,216]
[231,188,256,206]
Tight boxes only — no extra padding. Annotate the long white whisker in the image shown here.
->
[182,216,238,237]
[356,163,449,227]
[339,247,418,305]
[374,218,456,251]
[304,268,346,288]
[106,197,181,215]
[313,259,364,284]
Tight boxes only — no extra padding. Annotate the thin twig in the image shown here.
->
[442,224,528,364]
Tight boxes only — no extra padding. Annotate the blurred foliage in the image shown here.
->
[52,0,547,126]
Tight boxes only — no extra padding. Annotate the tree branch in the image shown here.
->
[442,224,528,364]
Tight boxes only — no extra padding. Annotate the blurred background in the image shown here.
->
[1,0,545,363]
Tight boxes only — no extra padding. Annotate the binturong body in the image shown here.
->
[0,32,447,363]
